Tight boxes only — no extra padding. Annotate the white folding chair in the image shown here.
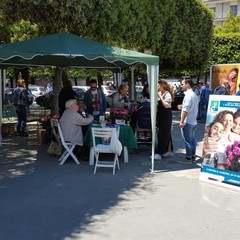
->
[50,118,61,145]
[57,123,80,165]
[92,127,120,175]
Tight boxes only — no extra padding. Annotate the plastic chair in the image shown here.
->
[57,123,80,165]
[92,127,120,175]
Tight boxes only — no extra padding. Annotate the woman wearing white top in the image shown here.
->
[153,79,174,160]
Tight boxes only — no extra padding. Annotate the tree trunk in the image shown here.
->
[97,71,103,86]
[86,76,91,86]
[21,68,29,86]
[51,67,63,116]
[74,77,77,86]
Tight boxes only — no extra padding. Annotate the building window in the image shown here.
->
[210,7,216,14]
[230,5,238,16]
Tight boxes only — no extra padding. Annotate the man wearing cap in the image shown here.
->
[59,99,94,147]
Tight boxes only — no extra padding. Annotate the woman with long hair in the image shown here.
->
[224,68,238,95]
[202,120,224,156]
[153,79,174,160]
[213,110,240,146]
[142,83,150,102]
[13,79,29,137]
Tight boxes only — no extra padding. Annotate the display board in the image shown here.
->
[199,95,240,190]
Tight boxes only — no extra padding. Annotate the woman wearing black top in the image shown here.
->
[58,80,76,117]
[154,79,174,160]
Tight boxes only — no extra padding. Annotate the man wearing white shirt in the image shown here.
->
[178,77,198,162]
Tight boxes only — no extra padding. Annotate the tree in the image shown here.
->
[154,0,214,74]
[0,0,213,75]
[214,12,240,34]
[210,34,240,65]
[210,13,240,65]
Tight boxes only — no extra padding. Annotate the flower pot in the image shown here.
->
[115,119,126,125]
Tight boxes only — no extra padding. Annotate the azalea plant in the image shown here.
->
[226,140,240,172]
[110,108,131,120]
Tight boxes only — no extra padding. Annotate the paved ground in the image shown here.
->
[0,111,240,240]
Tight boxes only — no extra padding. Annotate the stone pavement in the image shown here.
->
[0,111,240,240]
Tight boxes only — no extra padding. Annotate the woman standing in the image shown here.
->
[154,79,174,160]
[13,79,29,137]
[58,79,76,117]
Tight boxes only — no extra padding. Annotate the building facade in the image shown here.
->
[203,0,240,25]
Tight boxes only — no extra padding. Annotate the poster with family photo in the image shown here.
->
[199,95,240,189]
[210,64,240,95]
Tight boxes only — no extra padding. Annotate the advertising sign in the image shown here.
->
[211,64,240,95]
[199,95,240,190]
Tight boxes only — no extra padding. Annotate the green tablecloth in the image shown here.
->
[84,125,138,149]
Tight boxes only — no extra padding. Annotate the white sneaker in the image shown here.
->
[162,152,174,157]
[150,154,162,160]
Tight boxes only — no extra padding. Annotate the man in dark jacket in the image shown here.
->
[83,79,107,121]
[200,81,213,122]
[213,79,230,95]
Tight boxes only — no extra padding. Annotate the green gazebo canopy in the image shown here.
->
[0,32,159,70]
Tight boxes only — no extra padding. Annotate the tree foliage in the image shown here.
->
[155,0,214,74]
[0,0,213,75]
[210,33,240,64]
[214,12,240,34]
[9,19,40,42]
[210,13,240,65]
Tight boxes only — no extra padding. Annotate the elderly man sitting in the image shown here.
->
[59,99,94,147]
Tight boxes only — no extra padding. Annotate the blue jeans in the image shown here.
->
[181,123,197,158]
[15,105,27,135]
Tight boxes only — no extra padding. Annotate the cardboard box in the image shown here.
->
[36,128,46,145]
[1,123,16,134]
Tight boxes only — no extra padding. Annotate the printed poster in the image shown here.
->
[200,95,240,189]
[211,64,240,95]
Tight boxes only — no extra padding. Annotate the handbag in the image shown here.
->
[109,129,122,156]
[47,140,62,156]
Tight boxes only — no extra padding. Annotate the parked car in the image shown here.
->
[73,88,85,101]
[101,85,116,96]
[4,87,34,105]
[4,88,15,103]
[72,86,90,92]
[172,89,184,110]
[36,88,85,109]
[28,85,47,100]
[166,78,181,91]
[135,86,143,92]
